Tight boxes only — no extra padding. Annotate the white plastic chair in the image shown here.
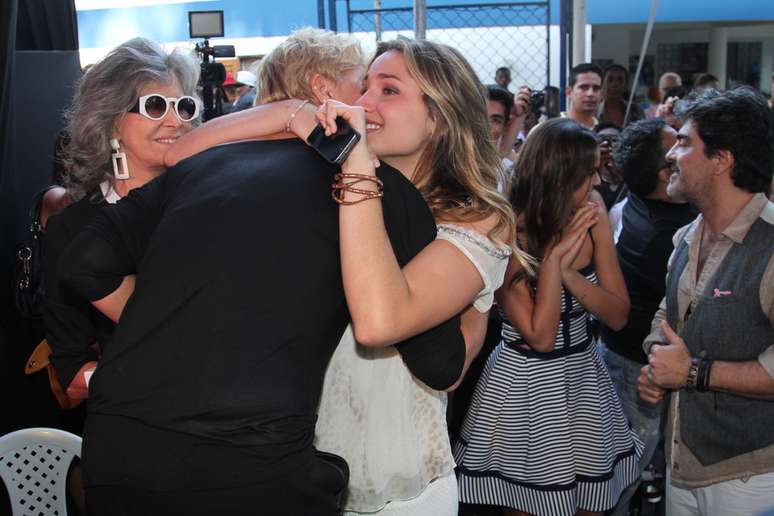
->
[0,427,82,516]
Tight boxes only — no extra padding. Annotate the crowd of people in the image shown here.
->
[9,25,774,516]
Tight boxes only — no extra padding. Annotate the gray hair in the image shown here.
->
[63,37,200,202]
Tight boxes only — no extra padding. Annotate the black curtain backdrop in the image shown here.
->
[16,0,79,50]
[0,0,20,440]
[0,0,81,435]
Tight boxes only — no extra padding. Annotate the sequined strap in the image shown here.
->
[437,224,511,259]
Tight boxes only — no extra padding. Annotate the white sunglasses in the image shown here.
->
[128,93,200,122]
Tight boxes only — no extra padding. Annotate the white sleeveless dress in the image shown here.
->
[314,224,511,515]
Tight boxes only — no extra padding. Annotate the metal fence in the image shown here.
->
[345,1,550,92]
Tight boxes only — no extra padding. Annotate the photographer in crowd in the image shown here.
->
[486,85,531,178]
[594,122,625,212]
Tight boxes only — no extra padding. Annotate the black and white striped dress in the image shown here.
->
[454,265,643,515]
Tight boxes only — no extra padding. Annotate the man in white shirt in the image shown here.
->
[562,63,603,130]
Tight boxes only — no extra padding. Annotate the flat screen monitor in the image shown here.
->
[189,10,224,39]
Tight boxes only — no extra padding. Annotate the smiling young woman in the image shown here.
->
[309,38,523,515]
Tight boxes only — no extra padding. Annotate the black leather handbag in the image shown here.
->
[14,186,56,319]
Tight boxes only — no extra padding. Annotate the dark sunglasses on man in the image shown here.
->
[128,93,200,122]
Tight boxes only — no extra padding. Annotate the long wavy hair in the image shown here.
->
[63,37,200,202]
[372,38,516,245]
[511,118,599,268]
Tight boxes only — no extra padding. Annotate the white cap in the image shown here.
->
[235,70,256,88]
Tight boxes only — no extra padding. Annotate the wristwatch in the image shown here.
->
[685,356,700,392]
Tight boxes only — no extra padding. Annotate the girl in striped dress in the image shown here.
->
[455,118,643,516]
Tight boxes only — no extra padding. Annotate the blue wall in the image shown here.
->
[77,0,774,49]
[346,0,774,24]
[585,0,774,24]
[76,0,322,48]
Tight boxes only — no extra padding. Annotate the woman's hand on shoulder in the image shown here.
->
[315,100,379,171]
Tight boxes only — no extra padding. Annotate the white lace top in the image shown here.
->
[436,224,511,312]
[314,224,511,513]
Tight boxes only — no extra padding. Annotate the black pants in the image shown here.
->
[85,451,349,516]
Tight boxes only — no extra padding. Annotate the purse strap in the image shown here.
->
[28,185,59,235]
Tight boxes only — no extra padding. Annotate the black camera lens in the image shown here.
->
[530,91,545,115]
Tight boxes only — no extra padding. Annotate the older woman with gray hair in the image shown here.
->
[43,37,200,404]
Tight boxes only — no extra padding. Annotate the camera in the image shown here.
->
[195,42,231,86]
[530,90,546,116]
[189,11,235,121]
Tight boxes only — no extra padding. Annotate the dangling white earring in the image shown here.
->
[110,138,130,180]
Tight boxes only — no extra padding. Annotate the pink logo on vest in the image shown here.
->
[713,288,732,297]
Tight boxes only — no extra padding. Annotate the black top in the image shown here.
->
[601,192,697,363]
[59,139,464,491]
[44,195,115,389]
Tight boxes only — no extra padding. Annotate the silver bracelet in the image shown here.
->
[285,100,310,133]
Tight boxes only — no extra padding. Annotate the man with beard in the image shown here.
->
[639,87,774,516]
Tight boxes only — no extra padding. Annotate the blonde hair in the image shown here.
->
[373,38,516,244]
[257,27,364,104]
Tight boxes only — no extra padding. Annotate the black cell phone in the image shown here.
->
[306,117,361,165]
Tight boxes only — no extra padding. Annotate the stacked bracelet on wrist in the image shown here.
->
[696,356,713,392]
[332,173,384,205]
[685,353,713,392]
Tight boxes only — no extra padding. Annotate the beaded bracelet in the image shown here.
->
[285,100,310,133]
[332,173,384,205]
